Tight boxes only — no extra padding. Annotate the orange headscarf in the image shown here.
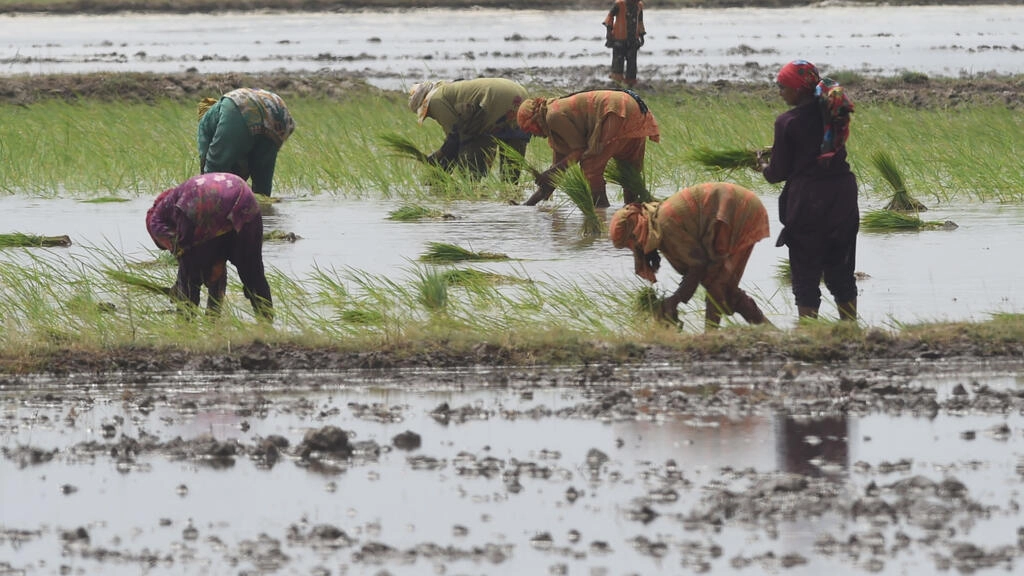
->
[610,202,662,283]
[516,97,548,136]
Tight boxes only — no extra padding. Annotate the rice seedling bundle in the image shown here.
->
[419,242,510,263]
[872,150,927,212]
[686,146,767,171]
[631,286,662,317]
[552,164,604,237]
[443,268,524,287]
[378,132,429,163]
[861,209,950,231]
[104,269,172,296]
[263,230,301,242]
[0,233,72,248]
[604,159,653,203]
[494,140,543,180]
[387,204,452,221]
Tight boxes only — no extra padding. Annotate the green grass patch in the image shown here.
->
[387,204,452,221]
[861,209,952,231]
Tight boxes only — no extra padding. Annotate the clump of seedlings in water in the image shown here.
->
[0,233,72,248]
[686,145,768,171]
[495,139,543,181]
[631,285,662,317]
[553,164,604,237]
[443,268,525,287]
[387,204,454,221]
[862,150,956,231]
[604,158,654,203]
[873,150,927,212]
[80,196,130,204]
[264,230,301,242]
[775,258,791,283]
[419,242,510,263]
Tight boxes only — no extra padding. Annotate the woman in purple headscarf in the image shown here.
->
[761,60,859,322]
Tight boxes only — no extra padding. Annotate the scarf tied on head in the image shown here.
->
[408,81,444,124]
[197,97,219,121]
[516,97,549,136]
[610,202,662,283]
[776,60,854,163]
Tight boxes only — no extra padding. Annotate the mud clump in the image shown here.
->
[391,430,422,450]
[296,425,352,460]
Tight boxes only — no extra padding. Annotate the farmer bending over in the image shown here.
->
[610,182,771,330]
[197,88,296,197]
[517,89,659,208]
[146,173,273,321]
[408,78,531,182]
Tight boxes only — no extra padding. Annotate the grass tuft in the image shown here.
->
[104,269,172,296]
[264,230,301,242]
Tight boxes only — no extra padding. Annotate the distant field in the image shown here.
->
[0,0,998,15]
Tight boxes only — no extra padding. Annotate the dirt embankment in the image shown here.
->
[4,70,1024,109]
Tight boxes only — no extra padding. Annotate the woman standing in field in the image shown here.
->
[197,88,296,197]
[146,173,273,321]
[408,77,531,182]
[760,60,859,321]
[516,89,659,208]
[610,182,771,330]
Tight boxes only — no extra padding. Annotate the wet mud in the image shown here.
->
[4,359,1024,574]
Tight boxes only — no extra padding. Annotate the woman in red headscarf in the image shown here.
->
[516,89,660,208]
[610,182,771,330]
[760,60,859,322]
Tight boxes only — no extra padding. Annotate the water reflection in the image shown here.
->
[775,414,849,479]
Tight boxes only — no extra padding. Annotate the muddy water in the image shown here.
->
[2,6,1024,88]
[3,362,1024,575]
[1,194,1022,327]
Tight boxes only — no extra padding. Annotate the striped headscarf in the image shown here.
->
[776,60,820,96]
[197,97,219,121]
[516,97,549,136]
[610,202,662,283]
[408,81,444,124]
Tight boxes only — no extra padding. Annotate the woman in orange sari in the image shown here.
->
[610,182,771,329]
[517,89,659,208]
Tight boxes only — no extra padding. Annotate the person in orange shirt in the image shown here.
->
[516,90,659,208]
[603,0,646,86]
[610,182,771,330]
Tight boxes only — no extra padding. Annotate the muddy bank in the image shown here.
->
[3,70,1024,109]
[2,317,1022,377]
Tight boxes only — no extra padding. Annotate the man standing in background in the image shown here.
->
[603,0,646,86]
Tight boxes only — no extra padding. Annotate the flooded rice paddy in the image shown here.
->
[2,6,1024,88]
[0,193,1021,328]
[4,5,1024,575]
[4,361,1024,575]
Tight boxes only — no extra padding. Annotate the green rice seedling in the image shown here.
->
[255,195,281,205]
[775,258,792,283]
[494,139,543,180]
[103,269,172,297]
[378,132,429,163]
[419,242,510,263]
[861,209,951,231]
[604,158,653,203]
[443,268,525,287]
[263,230,301,242]
[872,150,927,212]
[631,285,662,317]
[128,251,178,268]
[686,146,765,171]
[387,204,452,221]
[416,269,449,312]
[0,233,72,248]
[80,196,130,204]
[552,164,604,237]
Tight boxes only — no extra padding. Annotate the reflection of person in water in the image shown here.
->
[775,414,849,478]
